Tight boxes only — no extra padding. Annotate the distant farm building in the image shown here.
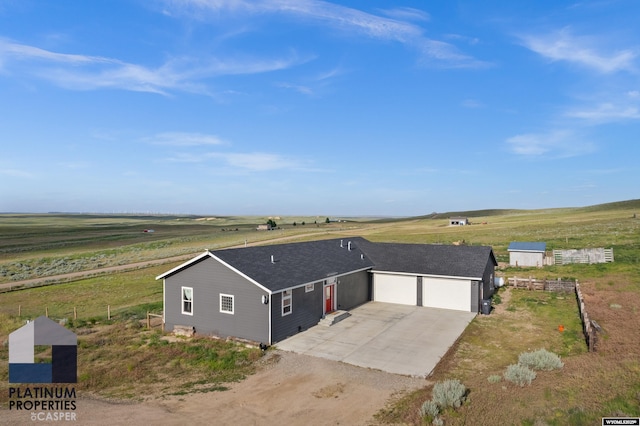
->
[508,242,547,267]
[449,217,469,226]
[256,224,272,231]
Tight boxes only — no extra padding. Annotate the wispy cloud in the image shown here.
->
[0,168,35,178]
[0,38,304,95]
[164,150,306,172]
[519,28,636,73]
[461,98,484,108]
[275,65,345,96]
[144,132,227,146]
[0,38,115,65]
[166,0,487,68]
[58,161,91,169]
[275,81,314,95]
[379,7,430,23]
[444,34,480,46]
[566,102,640,123]
[210,152,298,171]
[506,129,595,158]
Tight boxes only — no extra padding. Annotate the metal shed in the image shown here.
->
[508,242,547,267]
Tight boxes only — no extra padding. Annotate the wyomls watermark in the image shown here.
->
[8,316,78,422]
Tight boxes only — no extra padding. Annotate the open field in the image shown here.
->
[0,214,376,285]
[1,200,639,424]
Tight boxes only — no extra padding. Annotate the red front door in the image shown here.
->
[325,285,334,313]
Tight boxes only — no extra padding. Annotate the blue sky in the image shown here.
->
[1,1,638,216]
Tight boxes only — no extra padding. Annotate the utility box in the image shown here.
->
[481,299,491,315]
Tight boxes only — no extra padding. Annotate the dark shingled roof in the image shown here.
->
[355,238,496,279]
[212,238,374,292]
[508,242,546,252]
[158,237,497,292]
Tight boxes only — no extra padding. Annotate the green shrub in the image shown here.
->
[418,400,439,418]
[432,379,467,408]
[488,374,502,383]
[504,364,536,387]
[518,349,564,371]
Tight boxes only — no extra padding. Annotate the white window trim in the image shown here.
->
[305,283,314,293]
[220,293,234,315]
[282,290,292,316]
[181,286,193,316]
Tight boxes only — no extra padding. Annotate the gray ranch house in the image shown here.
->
[156,237,497,345]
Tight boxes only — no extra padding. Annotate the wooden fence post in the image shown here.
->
[45,307,48,317]
[74,307,77,320]
[107,305,111,320]
[147,311,151,329]
[18,305,21,317]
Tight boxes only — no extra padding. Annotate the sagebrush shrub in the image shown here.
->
[487,374,502,383]
[518,349,564,371]
[504,364,536,387]
[418,400,439,418]
[432,379,467,408]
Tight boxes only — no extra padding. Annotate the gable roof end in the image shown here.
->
[155,251,213,280]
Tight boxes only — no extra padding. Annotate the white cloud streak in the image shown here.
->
[506,130,595,158]
[519,28,636,73]
[144,132,227,146]
[210,152,298,171]
[0,168,35,178]
[379,7,430,23]
[167,0,487,68]
[0,38,304,95]
[567,102,640,123]
[164,150,303,171]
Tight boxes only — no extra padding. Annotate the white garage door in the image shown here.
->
[422,277,471,311]
[373,273,416,305]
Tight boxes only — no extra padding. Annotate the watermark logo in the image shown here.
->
[9,316,77,383]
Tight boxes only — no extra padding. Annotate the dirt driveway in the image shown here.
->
[2,351,425,426]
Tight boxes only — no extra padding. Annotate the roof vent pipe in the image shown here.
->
[271,255,274,264]
[348,241,352,251]
[361,254,364,260]
[340,240,343,248]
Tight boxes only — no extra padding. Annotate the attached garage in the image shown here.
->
[373,273,474,312]
[373,273,417,305]
[359,239,497,315]
[422,277,471,311]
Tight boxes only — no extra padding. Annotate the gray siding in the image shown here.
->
[470,281,480,313]
[164,257,269,344]
[469,257,496,313]
[337,270,370,310]
[271,281,323,343]
[482,256,496,300]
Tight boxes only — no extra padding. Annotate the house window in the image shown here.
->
[182,287,193,315]
[220,294,234,314]
[305,283,314,292]
[282,290,292,316]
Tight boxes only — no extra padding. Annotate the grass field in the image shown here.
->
[1,200,639,423]
[0,213,372,284]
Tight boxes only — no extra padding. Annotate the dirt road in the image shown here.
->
[1,351,426,426]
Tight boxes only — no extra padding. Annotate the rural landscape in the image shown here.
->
[0,200,638,424]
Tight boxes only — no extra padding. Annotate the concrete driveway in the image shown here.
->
[276,302,476,377]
